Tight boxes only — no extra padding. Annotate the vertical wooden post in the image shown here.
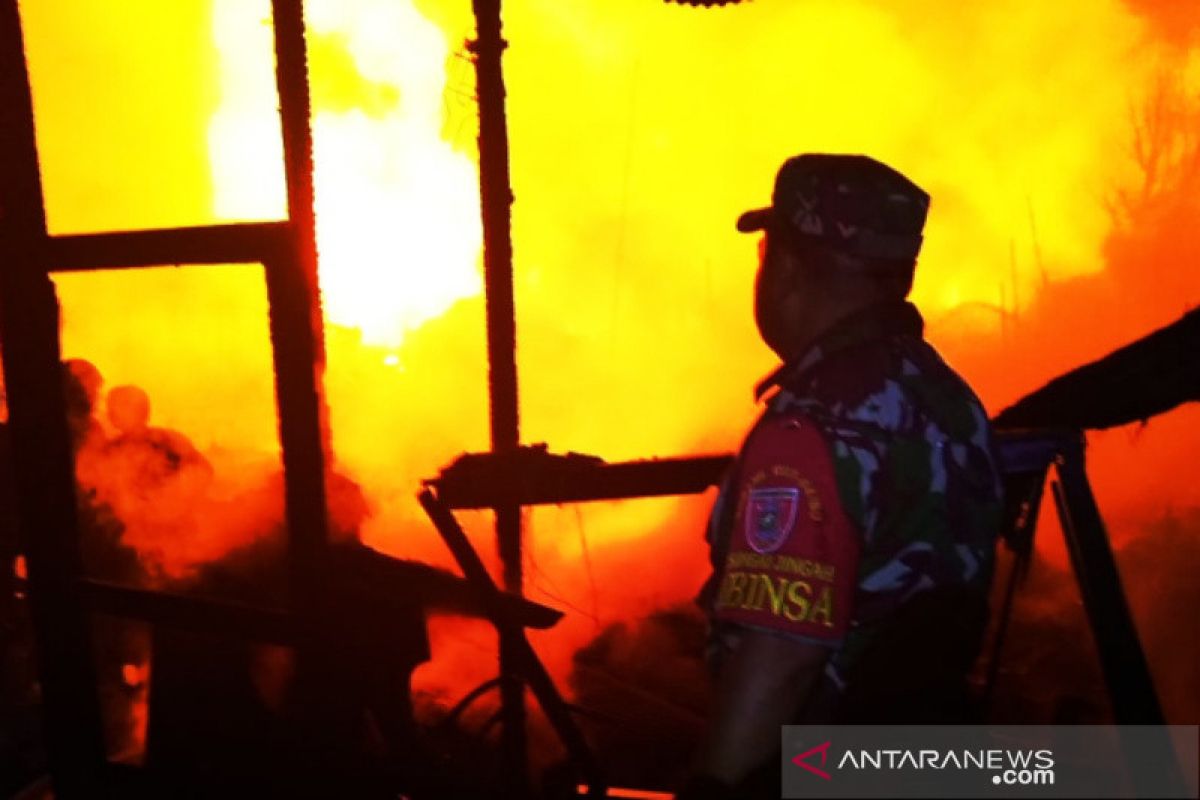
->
[269,0,331,573]
[267,0,340,759]
[0,1,105,793]
[470,0,528,794]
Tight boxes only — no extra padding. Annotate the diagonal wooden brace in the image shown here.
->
[418,487,607,797]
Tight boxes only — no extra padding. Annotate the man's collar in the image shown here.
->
[754,301,925,401]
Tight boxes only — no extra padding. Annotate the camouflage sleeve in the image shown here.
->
[822,376,1003,625]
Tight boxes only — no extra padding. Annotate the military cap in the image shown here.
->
[737,153,930,262]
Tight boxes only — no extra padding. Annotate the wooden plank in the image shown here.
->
[267,0,330,614]
[266,0,338,752]
[83,580,297,645]
[470,0,527,788]
[431,450,733,509]
[419,489,607,797]
[45,222,291,272]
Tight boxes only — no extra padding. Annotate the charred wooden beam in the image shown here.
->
[268,0,331,598]
[72,551,560,645]
[268,0,339,757]
[330,546,562,630]
[1050,437,1189,795]
[1050,436,1167,724]
[994,307,1200,431]
[471,0,521,489]
[84,580,297,645]
[419,489,606,797]
[45,222,291,272]
[470,0,527,791]
[0,1,106,792]
[430,447,734,509]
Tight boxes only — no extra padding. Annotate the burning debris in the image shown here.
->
[3,355,578,794]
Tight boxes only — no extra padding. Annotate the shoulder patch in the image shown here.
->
[745,487,801,553]
[714,412,861,642]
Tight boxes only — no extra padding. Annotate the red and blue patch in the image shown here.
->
[746,487,801,553]
[714,412,861,641]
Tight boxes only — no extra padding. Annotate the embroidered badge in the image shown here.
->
[745,487,801,553]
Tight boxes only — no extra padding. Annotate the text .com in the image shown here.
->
[994,768,1056,786]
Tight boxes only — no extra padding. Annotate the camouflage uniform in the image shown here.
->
[701,299,1003,721]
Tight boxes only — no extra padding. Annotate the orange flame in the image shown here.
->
[211,0,482,347]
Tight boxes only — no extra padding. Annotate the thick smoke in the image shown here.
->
[12,0,1198,737]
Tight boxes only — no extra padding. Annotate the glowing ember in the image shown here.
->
[209,0,482,346]
[121,662,149,689]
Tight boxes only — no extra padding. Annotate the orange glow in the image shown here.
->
[13,0,1200,729]
[121,662,148,689]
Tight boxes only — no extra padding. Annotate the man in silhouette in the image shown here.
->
[683,154,1003,798]
[101,384,212,504]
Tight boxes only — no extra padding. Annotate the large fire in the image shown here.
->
[210,0,483,346]
[12,0,1200,742]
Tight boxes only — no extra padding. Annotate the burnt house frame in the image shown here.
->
[0,0,331,793]
[0,1,605,795]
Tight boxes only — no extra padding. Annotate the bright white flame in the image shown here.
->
[210,0,482,345]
